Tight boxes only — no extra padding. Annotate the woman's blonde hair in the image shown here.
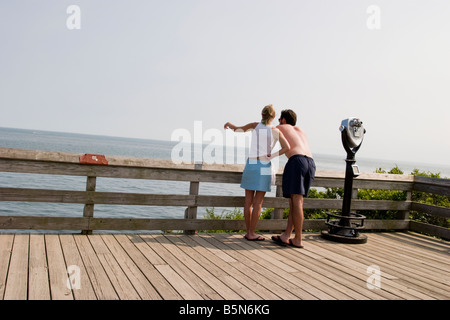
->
[261,104,275,124]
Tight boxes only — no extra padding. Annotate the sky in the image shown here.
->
[1,0,449,167]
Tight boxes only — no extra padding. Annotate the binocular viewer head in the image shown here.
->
[340,117,365,149]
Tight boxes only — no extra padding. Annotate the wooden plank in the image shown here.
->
[225,233,376,300]
[364,235,450,297]
[179,236,280,300]
[118,234,182,300]
[411,202,450,219]
[0,234,14,299]
[1,231,449,300]
[0,216,410,232]
[59,235,97,300]
[353,180,413,191]
[296,237,414,299]
[370,233,450,274]
[316,234,443,299]
[363,220,410,230]
[224,234,327,300]
[361,242,448,299]
[0,147,414,180]
[257,233,402,300]
[386,231,450,255]
[0,188,412,212]
[154,264,204,300]
[186,234,237,264]
[127,234,167,265]
[197,234,311,300]
[0,148,81,163]
[178,234,280,300]
[89,218,409,232]
[0,188,196,206]
[28,235,50,300]
[141,234,221,299]
[1,157,417,190]
[253,234,354,300]
[414,176,450,196]
[0,188,89,203]
[4,234,29,300]
[0,159,92,177]
[90,218,247,232]
[152,234,227,299]
[100,235,162,300]
[0,158,241,183]
[45,235,73,300]
[409,221,450,240]
[0,216,89,230]
[73,235,119,300]
[155,234,242,300]
[87,235,141,300]
[252,234,375,300]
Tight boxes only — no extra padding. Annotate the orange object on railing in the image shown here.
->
[79,154,108,165]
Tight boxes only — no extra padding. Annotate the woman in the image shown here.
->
[224,105,290,241]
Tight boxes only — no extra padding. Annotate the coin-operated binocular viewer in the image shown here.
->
[321,118,368,244]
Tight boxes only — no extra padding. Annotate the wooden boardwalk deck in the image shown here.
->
[0,231,448,300]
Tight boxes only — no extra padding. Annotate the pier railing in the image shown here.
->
[0,148,448,239]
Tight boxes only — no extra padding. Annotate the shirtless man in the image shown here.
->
[271,109,316,248]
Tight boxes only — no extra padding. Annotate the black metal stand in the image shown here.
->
[321,130,367,244]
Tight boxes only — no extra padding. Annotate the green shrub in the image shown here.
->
[409,169,449,228]
[356,166,407,220]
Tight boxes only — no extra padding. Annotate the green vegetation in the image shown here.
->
[201,207,244,233]
[408,168,449,228]
[364,166,449,228]
[203,207,244,221]
[203,166,449,230]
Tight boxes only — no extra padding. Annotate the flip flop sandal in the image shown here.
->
[271,235,288,246]
[288,239,304,248]
[244,235,265,241]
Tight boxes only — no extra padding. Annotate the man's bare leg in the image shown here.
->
[289,194,304,247]
[278,197,294,244]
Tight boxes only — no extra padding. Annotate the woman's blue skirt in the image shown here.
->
[240,158,272,192]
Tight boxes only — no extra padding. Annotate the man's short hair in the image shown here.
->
[280,109,297,126]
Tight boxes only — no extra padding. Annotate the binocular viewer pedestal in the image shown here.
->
[321,118,367,244]
[320,158,368,244]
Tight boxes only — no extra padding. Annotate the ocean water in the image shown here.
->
[1,127,449,224]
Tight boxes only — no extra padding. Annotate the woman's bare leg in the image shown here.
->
[244,189,255,238]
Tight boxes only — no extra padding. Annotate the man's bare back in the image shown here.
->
[277,124,313,159]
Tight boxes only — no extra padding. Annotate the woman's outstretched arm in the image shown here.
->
[224,122,258,132]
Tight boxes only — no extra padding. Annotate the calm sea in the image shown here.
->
[1,127,449,225]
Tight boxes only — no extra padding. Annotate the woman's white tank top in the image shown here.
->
[249,122,275,158]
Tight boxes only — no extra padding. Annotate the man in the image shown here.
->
[271,109,316,248]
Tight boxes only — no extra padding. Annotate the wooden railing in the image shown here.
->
[0,148,448,239]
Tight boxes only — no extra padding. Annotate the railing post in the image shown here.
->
[272,184,284,219]
[270,184,285,233]
[396,190,411,221]
[184,162,202,235]
[82,176,96,235]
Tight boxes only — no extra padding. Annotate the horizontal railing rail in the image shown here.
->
[0,147,448,239]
